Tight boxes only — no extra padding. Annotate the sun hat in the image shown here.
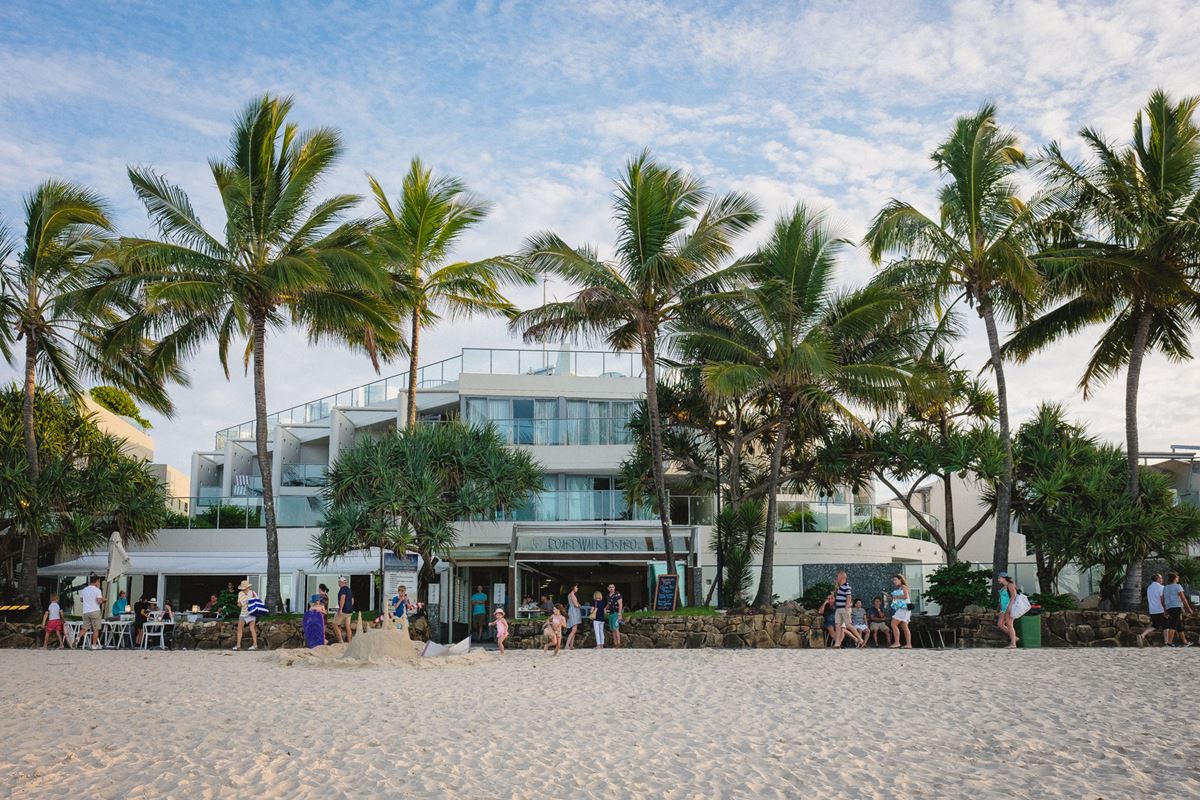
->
[494,608,505,616]
[150,597,158,603]
[238,579,252,590]
[997,571,1011,579]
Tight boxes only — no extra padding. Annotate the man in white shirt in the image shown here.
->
[1137,573,1165,647]
[79,575,105,650]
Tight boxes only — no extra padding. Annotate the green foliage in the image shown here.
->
[712,500,765,606]
[799,582,835,611]
[1030,592,1078,612]
[779,506,816,532]
[852,515,892,535]
[90,386,152,429]
[216,588,240,620]
[189,504,263,529]
[628,606,719,619]
[926,562,992,614]
[315,421,543,591]
[0,385,167,579]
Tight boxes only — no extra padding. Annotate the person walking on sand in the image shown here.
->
[832,570,863,649]
[605,583,624,649]
[1163,572,1194,648]
[1138,573,1167,646]
[334,576,354,644]
[79,575,105,650]
[544,604,566,655]
[591,590,607,648]
[565,584,582,650]
[42,592,66,649]
[233,579,259,651]
[996,572,1019,649]
[888,575,912,649]
[489,609,508,654]
[470,585,488,640]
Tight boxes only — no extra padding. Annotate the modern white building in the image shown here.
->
[47,346,947,632]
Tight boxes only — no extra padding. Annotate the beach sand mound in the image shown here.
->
[275,625,487,669]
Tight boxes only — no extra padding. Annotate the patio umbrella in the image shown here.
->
[107,531,132,585]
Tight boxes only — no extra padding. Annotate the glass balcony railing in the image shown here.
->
[281,463,328,488]
[775,501,939,538]
[213,347,644,448]
[461,417,634,446]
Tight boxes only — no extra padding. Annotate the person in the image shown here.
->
[889,575,912,649]
[303,597,327,649]
[544,604,566,655]
[816,592,838,644]
[591,590,607,648]
[470,586,488,640]
[539,595,555,615]
[390,585,413,629]
[79,575,105,650]
[334,576,354,644]
[112,590,129,617]
[832,570,863,649]
[489,609,509,654]
[318,584,331,612]
[867,596,891,647]
[565,584,582,650]
[133,594,151,647]
[42,592,66,649]
[850,598,869,644]
[1163,572,1194,648]
[233,579,259,651]
[996,572,1018,649]
[161,601,175,648]
[202,594,219,613]
[605,583,623,649]
[1137,573,1167,646]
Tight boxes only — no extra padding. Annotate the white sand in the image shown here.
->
[1,647,1197,799]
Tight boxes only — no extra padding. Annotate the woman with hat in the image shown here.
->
[996,572,1019,649]
[233,579,259,651]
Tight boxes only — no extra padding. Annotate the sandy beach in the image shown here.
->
[1,646,1197,799]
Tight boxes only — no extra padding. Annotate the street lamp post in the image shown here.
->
[713,414,729,608]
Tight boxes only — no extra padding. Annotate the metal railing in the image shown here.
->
[460,416,634,446]
[213,347,643,448]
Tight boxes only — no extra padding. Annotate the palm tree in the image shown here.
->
[1005,90,1200,609]
[686,204,909,606]
[864,105,1041,587]
[119,95,403,612]
[369,158,534,427]
[511,151,759,576]
[0,181,172,607]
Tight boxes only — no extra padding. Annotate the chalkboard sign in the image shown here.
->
[653,574,679,612]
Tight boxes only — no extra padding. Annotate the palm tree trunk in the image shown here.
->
[18,334,42,610]
[752,401,791,608]
[1119,309,1153,611]
[641,335,677,575]
[980,300,1013,594]
[941,471,958,566]
[251,315,283,612]
[406,309,420,428]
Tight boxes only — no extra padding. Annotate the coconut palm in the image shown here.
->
[864,104,1041,586]
[1005,90,1200,609]
[119,95,403,612]
[687,204,909,606]
[0,182,172,607]
[511,151,759,575]
[369,158,534,427]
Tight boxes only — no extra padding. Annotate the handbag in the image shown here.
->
[246,596,269,617]
[1009,592,1031,620]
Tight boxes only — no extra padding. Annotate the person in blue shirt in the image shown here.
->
[1162,572,1194,648]
[470,586,488,640]
[112,590,129,617]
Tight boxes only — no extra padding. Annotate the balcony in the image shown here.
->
[458,417,633,447]
[776,501,939,539]
[281,463,328,488]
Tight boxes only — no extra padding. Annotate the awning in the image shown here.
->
[40,550,395,576]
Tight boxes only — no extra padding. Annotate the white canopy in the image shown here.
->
[40,550,384,577]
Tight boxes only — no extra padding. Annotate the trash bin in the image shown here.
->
[1017,613,1041,648]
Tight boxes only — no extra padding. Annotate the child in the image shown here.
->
[42,592,65,649]
[391,586,412,630]
[544,604,566,656]
[489,609,508,654]
[850,598,869,644]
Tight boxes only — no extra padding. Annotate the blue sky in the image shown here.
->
[3,0,1200,472]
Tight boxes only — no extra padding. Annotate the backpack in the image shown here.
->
[1009,592,1031,620]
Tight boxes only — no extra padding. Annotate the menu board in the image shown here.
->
[653,574,679,612]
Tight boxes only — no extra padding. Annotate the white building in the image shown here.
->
[48,346,946,630]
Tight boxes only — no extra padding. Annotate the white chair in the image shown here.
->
[141,612,166,650]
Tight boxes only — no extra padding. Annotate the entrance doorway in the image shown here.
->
[517,562,649,612]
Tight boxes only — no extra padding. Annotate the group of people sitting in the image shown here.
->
[41,576,175,650]
[816,571,914,649]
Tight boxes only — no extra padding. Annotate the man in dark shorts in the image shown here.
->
[1162,572,1194,648]
[1138,573,1165,646]
[334,576,354,644]
[605,583,623,649]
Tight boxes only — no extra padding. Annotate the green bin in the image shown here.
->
[1017,614,1041,648]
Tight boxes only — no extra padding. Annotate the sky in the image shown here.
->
[2,0,1200,476]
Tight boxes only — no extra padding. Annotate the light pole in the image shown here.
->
[713,414,729,608]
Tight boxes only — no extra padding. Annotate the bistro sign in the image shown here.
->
[518,535,690,553]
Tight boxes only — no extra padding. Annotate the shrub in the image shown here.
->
[1030,592,1077,611]
[799,582,835,611]
[216,588,240,620]
[852,515,892,535]
[90,386,152,429]
[925,562,991,614]
[779,507,817,532]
